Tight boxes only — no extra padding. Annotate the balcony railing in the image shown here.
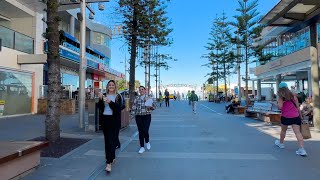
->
[0,25,34,54]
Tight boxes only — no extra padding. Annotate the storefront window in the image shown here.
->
[262,26,311,62]
[0,69,32,116]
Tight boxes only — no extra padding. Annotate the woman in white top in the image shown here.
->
[98,80,124,173]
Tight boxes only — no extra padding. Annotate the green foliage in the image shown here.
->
[135,80,141,89]
[116,79,127,90]
[230,0,263,105]
[203,12,237,95]
[117,0,173,105]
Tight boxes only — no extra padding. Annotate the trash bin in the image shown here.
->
[121,98,130,128]
[86,99,98,132]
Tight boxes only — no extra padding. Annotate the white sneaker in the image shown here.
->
[138,147,145,154]
[296,148,307,156]
[146,142,151,150]
[274,140,285,149]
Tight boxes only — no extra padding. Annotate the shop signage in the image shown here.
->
[106,67,121,77]
[59,46,98,69]
[0,100,5,116]
[98,63,106,71]
[93,74,99,80]
[269,60,281,68]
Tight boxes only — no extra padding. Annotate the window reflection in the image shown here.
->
[0,69,32,116]
[261,26,311,64]
[93,32,111,48]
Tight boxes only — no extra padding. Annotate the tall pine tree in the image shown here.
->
[118,0,172,106]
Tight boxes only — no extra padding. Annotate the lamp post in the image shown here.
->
[78,0,109,129]
[79,0,86,129]
[120,56,128,89]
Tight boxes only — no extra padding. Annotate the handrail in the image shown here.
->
[0,25,33,39]
[0,25,34,54]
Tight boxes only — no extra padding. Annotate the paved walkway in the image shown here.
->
[2,100,320,179]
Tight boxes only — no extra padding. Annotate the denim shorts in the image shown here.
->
[281,116,301,126]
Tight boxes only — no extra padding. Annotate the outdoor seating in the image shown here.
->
[245,102,281,124]
[234,100,247,114]
[0,141,48,180]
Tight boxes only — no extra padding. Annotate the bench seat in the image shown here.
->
[0,141,48,180]
[235,106,247,114]
[245,102,281,124]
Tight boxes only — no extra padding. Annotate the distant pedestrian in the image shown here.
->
[97,80,124,173]
[187,90,191,105]
[131,86,154,154]
[274,82,307,156]
[190,90,198,113]
[159,94,163,107]
[174,90,177,100]
[164,89,170,107]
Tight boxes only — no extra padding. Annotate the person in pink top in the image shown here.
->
[274,82,307,156]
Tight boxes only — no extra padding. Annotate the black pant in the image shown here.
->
[165,98,170,107]
[135,114,152,147]
[102,115,116,164]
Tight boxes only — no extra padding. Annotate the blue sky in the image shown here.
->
[93,0,280,88]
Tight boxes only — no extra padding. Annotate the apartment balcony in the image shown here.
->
[0,25,34,54]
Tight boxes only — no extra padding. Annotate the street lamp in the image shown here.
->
[78,0,108,129]
[120,57,129,89]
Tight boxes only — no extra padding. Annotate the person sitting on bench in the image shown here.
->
[225,97,240,113]
[300,97,313,126]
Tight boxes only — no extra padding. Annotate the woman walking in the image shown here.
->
[98,80,124,173]
[131,86,154,154]
[275,82,307,156]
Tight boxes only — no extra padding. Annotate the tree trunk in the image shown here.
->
[45,0,61,142]
[245,46,249,106]
[216,63,219,94]
[129,5,138,108]
[224,62,227,97]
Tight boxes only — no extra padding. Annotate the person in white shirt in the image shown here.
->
[97,80,124,173]
[131,86,154,154]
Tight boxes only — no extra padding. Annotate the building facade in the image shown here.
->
[0,0,123,116]
[253,0,320,127]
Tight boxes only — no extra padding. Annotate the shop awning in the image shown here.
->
[260,0,320,26]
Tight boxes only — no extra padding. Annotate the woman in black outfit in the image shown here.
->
[97,80,123,173]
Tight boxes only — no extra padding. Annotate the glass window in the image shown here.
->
[15,32,34,54]
[0,25,14,48]
[59,21,69,33]
[93,32,111,48]
[0,69,32,116]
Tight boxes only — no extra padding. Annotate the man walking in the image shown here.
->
[164,89,170,107]
[187,90,191,105]
[190,90,198,113]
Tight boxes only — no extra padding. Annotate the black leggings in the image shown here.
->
[165,98,170,107]
[102,115,117,164]
[135,114,152,147]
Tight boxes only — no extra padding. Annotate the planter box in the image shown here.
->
[37,99,76,114]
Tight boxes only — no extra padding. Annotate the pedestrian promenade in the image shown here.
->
[2,101,320,180]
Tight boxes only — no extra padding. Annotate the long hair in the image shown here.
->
[277,87,294,101]
[106,80,117,95]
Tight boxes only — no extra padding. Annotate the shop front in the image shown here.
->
[0,67,33,116]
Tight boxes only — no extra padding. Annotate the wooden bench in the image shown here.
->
[235,106,247,114]
[245,102,281,124]
[0,141,48,180]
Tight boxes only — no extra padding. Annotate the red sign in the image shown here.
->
[94,81,100,88]
[98,63,106,71]
[93,74,99,80]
